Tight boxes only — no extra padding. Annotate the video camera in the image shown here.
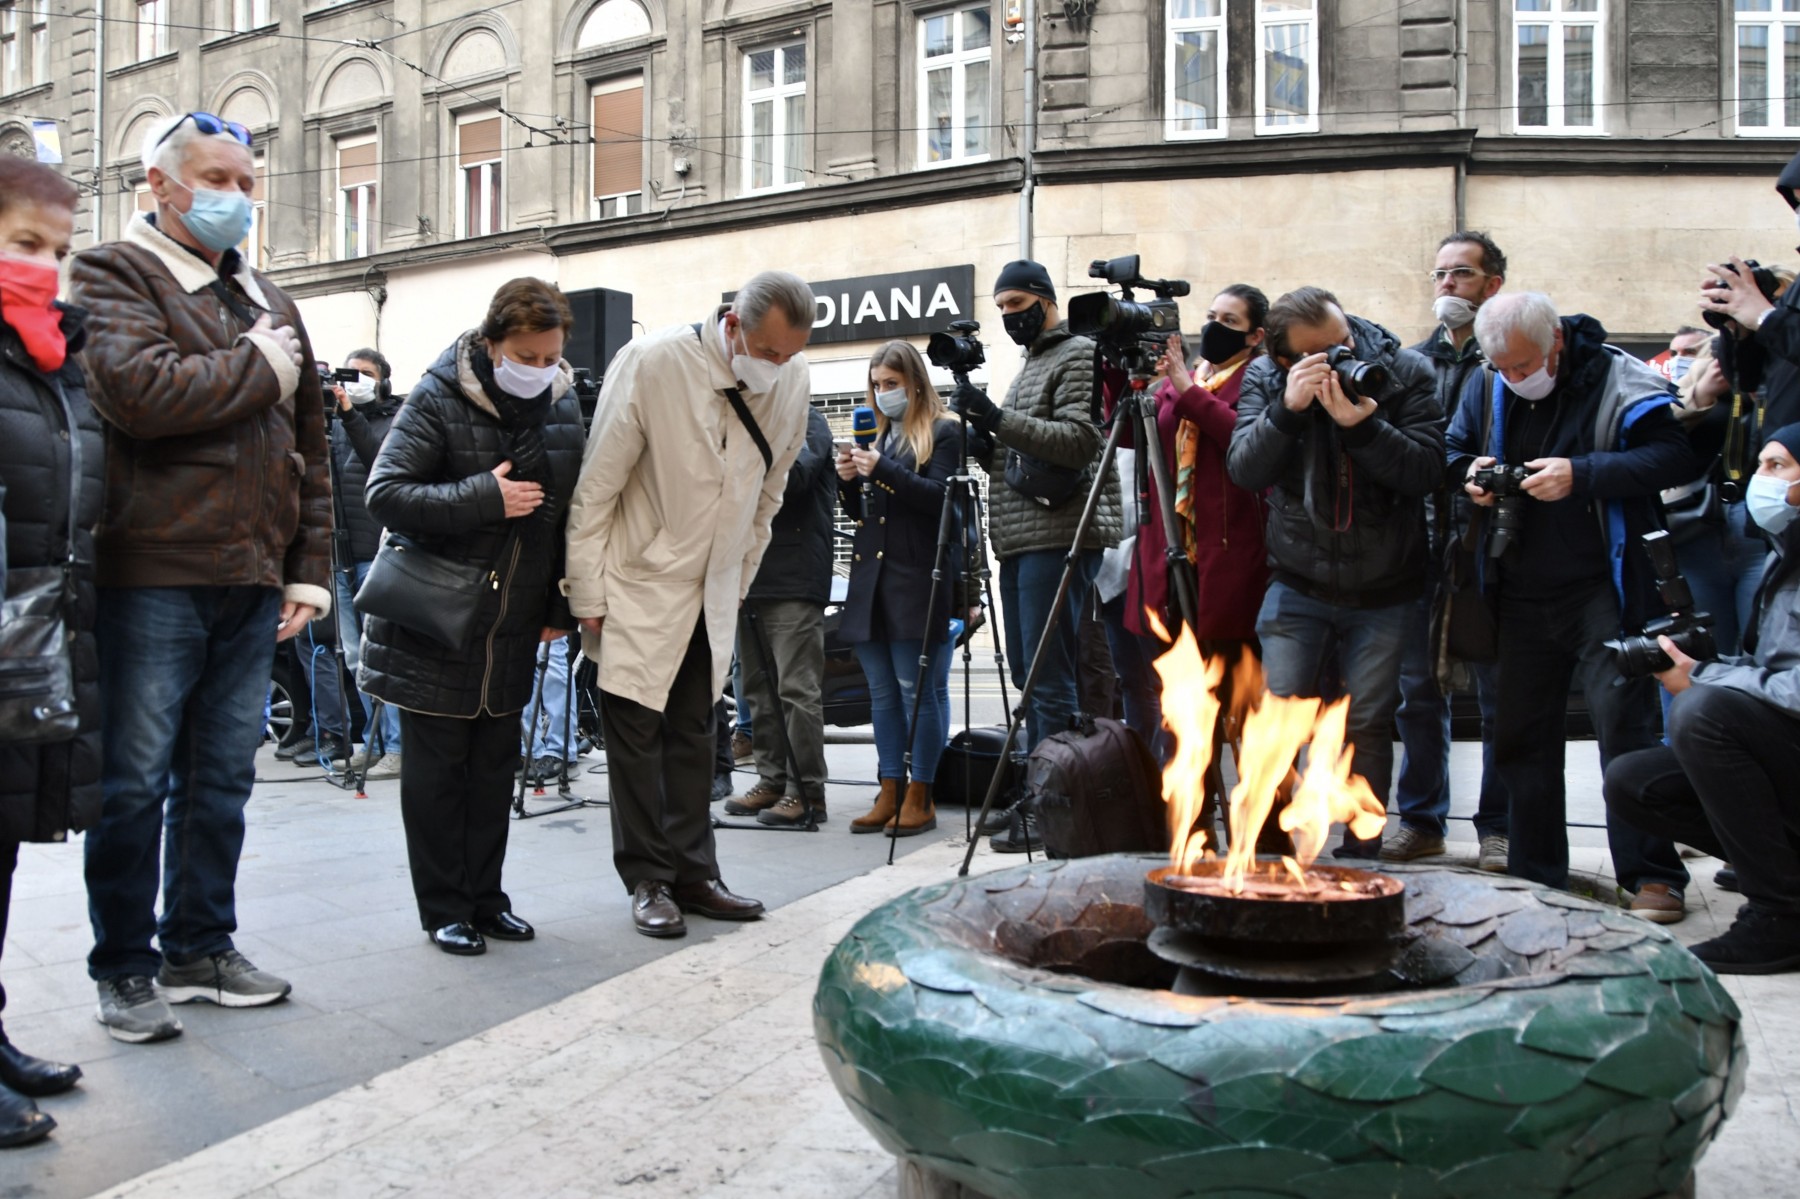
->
[1702,259,1779,331]
[1602,530,1717,678]
[1470,462,1534,558]
[1066,255,1189,377]
[315,364,363,413]
[927,319,986,381]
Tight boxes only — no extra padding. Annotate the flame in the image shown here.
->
[1150,617,1389,892]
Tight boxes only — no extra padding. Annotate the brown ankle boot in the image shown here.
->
[850,779,901,833]
[891,781,937,837]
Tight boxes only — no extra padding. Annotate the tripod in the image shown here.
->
[712,601,822,833]
[958,364,1198,876]
[305,398,366,793]
[886,395,1015,863]
[513,635,604,818]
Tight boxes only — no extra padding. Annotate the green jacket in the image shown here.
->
[981,323,1122,560]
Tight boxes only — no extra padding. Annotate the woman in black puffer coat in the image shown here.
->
[360,279,585,956]
[0,159,101,1145]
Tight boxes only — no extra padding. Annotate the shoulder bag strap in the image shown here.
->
[690,323,773,475]
[48,374,80,569]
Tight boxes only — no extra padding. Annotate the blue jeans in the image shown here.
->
[521,636,575,761]
[1100,593,1168,763]
[857,638,952,782]
[1001,549,1102,750]
[1395,593,1507,839]
[336,561,401,754]
[1256,581,1411,850]
[87,586,282,979]
[731,653,751,738]
[1674,501,1766,657]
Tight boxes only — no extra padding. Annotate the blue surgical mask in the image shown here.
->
[171,181,253,253]
[874,387,909,420]
[1747,471,1799,535]
[1667,356,1694,384]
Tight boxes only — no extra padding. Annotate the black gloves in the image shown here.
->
[964,424,996,461]
[953,381,1002,435]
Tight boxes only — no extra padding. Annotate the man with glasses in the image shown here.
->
[69,112,329,1041]
[1385,232,1512,870]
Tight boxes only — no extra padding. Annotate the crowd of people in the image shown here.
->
[1,111,1798,1149]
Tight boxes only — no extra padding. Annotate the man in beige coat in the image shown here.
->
[564,271,814,937]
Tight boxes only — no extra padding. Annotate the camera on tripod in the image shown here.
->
[1066,255,1189,376]
[927,319,986,380]
[1470,462,1534,558]
[1602,530,1717,678]
[315,364,362,413]
[1322,345,1388,400]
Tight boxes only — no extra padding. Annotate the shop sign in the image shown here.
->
[727,265,976,347]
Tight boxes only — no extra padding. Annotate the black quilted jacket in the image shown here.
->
[0,306,106,843]
[358,333,585,718]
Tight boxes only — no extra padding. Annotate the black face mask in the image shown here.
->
[1002,300,1048,347]
[1197,321,1250,365]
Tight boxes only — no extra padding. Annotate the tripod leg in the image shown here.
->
[888,477,963,862]
[1132,389,1201,634]
[513,642,552,818]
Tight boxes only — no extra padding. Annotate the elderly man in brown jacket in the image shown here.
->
[69,111,332,1043]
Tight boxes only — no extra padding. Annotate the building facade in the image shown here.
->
[8,0,1799,398]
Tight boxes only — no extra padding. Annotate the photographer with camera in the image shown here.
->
[1696,149,1800,436]
[1448,292,1699,917]
[1603,424,1800,973]
[1227,287,1444,858]
[952,261,1121,804]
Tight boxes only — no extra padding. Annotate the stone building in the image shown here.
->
[7,0,1799,397]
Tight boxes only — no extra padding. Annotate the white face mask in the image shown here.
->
[1502,350,1557,402]
[874,387,909,420]
[1666,356,1695,384]
[1747,471,1799,535]
[1433,295,1479,330]
[730,324,781,393]
[343,377,378,405]
[493,354,560,399]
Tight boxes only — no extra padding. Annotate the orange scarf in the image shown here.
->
[1172,358,1246,558]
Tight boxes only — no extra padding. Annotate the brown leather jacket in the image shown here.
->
[68,215,333,615]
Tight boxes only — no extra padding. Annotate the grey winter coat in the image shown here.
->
[980,323,1121,560]
[1691,521,1800,717]
[1228,315,1445,607]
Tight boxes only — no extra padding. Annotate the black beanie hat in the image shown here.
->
[994,260,1056,302]
[1765,421,1800,455]
[1778,149,1800,210]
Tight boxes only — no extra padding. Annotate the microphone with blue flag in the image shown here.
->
[852,405,878,520]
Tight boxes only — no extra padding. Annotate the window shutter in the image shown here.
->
[592,84,643,198]
[339,140,377,188]
[458,117,501,165]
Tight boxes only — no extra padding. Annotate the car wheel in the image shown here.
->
[267,655,301,746]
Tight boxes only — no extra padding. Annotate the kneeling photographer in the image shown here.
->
[952,260,1121,776]
[1603,425,1800,974]
[1447,293,1699,916]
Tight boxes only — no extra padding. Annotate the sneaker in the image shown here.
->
[157,949,292,1008]
[530,756,564,785]
[273,735,314,763]
[724,781,783,816]
[1477,834,1509,873]
[1378,825,1446,862]
[1627,883,1686,925]
[95,976,182,1043]
[731,732,753,763]
[1715,864,1740,893]
[363,753,403,781]
[990,806,1040,855]
[709,773,734,803]
[758,794,826,826]
[1690,904,1800,975]
[976,802,1017,838]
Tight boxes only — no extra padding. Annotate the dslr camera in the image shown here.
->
[927,319,986,382]
[1470,462,1533,558]
[1067,255,1189,377]
[1322,345,1389,401]
[1702,259,1779,331]
[1602,530,1717,678]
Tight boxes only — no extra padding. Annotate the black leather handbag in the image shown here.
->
[0,378,81,744]
[355,530,511,650]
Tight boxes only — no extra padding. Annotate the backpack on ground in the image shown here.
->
[1026,713,1165,859]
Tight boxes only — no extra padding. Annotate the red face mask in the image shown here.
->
[0,255,66,373]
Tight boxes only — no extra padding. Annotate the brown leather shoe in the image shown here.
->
[850,779,901,834]
[632,880,687,938]
[1628,883,1686,925]
[891,781,937,837]
[672,878,765,921]
[758,794,826,826]
[723,780,784,816]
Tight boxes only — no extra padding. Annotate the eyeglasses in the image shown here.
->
[1427,267,1486,284]
[153,112,254,153]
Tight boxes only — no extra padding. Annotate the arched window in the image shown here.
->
[577,0,650,50]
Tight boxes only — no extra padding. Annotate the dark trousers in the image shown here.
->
[737,600,827,799]
[1396,590,1507,839]
[1494,582,1688,893]
[397,709,517,929]
[86,585,280,980]
[602,622,719,891]
[1606,685,1800,917]
[0,839,14,1024]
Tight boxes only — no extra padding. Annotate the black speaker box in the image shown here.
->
[564,287,633,376]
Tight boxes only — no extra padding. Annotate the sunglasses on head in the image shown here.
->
[154,112,254,152]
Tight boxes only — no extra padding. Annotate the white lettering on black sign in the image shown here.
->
[725,265,976,348]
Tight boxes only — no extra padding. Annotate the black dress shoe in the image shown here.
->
[1716,865,1741,893]
[0,1040,80,1098]
[473,911,535,941]
[633,881,687,938]
[430,922,486,956]
[0,1082,52,1148]
[672,878,765,921]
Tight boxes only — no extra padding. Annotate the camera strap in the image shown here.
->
[691,324,772,475]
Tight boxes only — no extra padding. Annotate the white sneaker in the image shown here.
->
[1477,834,1509,873]
[363,754,403,781]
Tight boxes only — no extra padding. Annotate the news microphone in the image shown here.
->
[852,405,878,521]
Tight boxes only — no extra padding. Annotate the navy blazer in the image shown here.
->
[838,418,964,646]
